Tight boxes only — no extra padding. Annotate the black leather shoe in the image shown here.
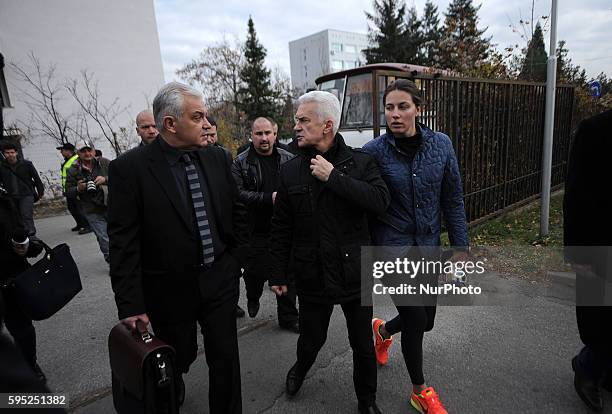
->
[78,227,93,235]
[572,356,604,411]
[358,401,382,414]
[177,375,185,406]
[31,362,46,384]
[279,321,299,334]
[285,363,305,396]
[247,299,260,318]
[70,225,80,231]
[236,305,245,318]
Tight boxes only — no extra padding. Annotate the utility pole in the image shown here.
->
[539,0,558,238]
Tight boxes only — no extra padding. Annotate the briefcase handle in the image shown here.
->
[134,320,153,344]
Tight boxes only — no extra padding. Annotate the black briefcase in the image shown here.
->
[109,321,179,414]
[13,242,82,320]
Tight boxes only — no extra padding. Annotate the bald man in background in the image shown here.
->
[135,110,159,146]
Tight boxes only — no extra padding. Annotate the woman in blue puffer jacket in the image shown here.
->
[363,79,468,414]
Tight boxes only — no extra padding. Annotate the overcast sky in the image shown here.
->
[154,0,612,83]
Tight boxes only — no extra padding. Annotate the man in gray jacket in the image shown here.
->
[66,140,110,263]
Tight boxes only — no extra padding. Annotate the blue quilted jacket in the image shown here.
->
[362,123,468,247]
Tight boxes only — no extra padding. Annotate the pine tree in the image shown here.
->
[239,17,275,120]
[363,0,407,64]
[421,0,441,66]
[556,40,587,85]
[437,0,491,75]
[404,6,424,64]
[518,22,547,82]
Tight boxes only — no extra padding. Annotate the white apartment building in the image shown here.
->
[289,29,369,92]
[0,0,165,195]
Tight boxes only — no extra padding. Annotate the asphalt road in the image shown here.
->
[19,214,612,413]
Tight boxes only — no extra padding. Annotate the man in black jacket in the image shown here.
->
[0,176,45,383]
[108,82,248,413]
[232,117,298,330]
[270,91,390,414]
[564,109,612,412]
[0,142,44,237]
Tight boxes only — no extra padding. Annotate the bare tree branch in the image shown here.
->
[9,52,75,145]
[66,70,133,156]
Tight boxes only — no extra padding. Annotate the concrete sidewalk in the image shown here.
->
[28,214,612,413]
[74,296,608,413]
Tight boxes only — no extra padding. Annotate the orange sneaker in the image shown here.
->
[372,318,393,365]
[410,387,448,414]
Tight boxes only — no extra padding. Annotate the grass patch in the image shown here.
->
[469,192,564,247]
[443,192,569,280]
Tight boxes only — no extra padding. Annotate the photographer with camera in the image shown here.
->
[66,140,110,263]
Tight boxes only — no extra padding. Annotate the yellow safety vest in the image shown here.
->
[61,154,79,191]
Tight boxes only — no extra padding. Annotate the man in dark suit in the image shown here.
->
[108,82,248,413]
[564,109,612,412]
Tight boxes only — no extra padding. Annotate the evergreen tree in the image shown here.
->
[404,5,424,64]
[556,40,587,85]
[421,0,441,67]
[437,0,491,75]
[518,22,547,82]
[363,0,407,64]
[239,17,275,120]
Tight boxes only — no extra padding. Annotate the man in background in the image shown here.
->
[0,142,44,237]
[136,109,158,146]
[66,140,110,263]
[57,142,90,234]
[232,117,298,331]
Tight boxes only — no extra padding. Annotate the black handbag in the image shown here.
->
[13,241,82,320]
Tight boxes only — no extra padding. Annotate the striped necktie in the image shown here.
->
[182,154,215,265]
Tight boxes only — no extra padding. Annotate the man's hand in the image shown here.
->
[12,241,29,256]
[271,285,288,296]
[77,180,87,192]
[272,191,277,204]
[121,313,150,330]
[310,155,334,182]
[94,176,107,185]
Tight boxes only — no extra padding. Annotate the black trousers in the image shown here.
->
[296,297,376,405]
[576,306,612,381]
[244,242,298,325]
[65,195,88,228]
[385,305,437,386]
[1,287,37,367]
[151,256,242,414]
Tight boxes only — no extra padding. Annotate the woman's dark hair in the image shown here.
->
[383,79,423,108]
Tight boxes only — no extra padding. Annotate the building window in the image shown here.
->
[331,60,343,71]
[331,43,343,53]
[303,49,307,61]
[344,61,356,69]
[344,44,357,53]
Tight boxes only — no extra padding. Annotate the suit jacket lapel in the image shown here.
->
[147,141,193,232]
